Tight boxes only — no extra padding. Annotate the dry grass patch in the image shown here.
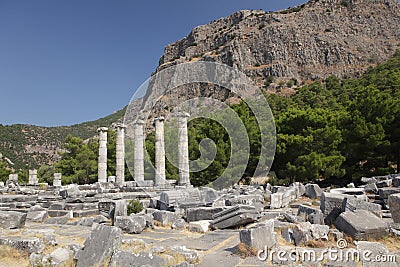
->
[306,239,326,248]
[164,250,187,266]
[0,245,30,267]
[120,240,146,254]
[375,234,400,251]
[55,234,86,246]
[6,229,24,236]
[236,242,258,258]
[153,221,172,228]
[344,234,355,248]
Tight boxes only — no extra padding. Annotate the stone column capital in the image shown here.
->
[134,119,145,125]
[115,123,126,129]
[177,112,190,118]
[153,116,165,123]
[97,127,109,133]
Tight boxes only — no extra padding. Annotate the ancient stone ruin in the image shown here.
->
[0,114,399,266]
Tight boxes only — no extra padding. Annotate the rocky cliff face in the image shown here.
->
[156,0,399,89]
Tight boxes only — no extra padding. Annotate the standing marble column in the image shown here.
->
[134,119,145,182]
[154,117,165,186]
[177,112,190,186]
[115,123,126,186]
[97,127,108,183]
[53,173,62,187]
[28,169,38,185]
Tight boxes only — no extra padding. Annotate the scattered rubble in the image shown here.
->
[1,171,400,266]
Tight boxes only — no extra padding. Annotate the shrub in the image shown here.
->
[286,78,298,87]
[340,0,350,7]
[127,199,143,215]
[264,76,274,87]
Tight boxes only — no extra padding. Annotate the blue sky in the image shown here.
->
[0,0,306,126]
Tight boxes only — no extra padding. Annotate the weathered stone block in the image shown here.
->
[136,180,154,187]
[172,218,186,230]
[6,174,18,187]
[47,210,72,218]
[49,203,65,210]
[75,224,122,267]
[153,210,180,226]
[342,197,382,218]
[98,198,126,225]
[185,207,225,222]
[281,228,294,243]
[282,213,302,223]
[94,214,109,224]
[188,220,210,233]
[159,189,202,210]
[308,212,325,225]
[200,187,219,204]
[75,217,94,227]
[65,203,84,210]
[305,184,323,199]
[361,177,377,184]
[364,183,378,194]
[293,222,329,245]
[290,182,306,198]
[226,195,264,206]
[297,205,324,225]
[388,193,400,223]
[115,215,146,234]
[378,187,400,200]
[46,247,73,266]
[113,200,127,223]
[211,205,259,229]
[239,220,276,250]
[376,179,392,188]
[320,192,346,225]
[330,188,367,199]
[65,184,82,198]
[334,210,387,240]
[271,186,285,193]
[270,188,294,209]
[45,215,69,225]
[392,177,400,187]
[53,173,62,187]
[26,210,48,222]
[270,193,283,209]
[0,211,27,229]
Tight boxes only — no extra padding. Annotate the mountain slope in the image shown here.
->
[0,107,126,169]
